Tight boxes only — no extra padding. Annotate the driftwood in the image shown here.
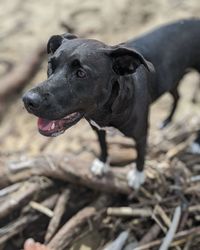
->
[159,206,182,250]
[0,194,58,247]
[45,189,71,243]
[48,195,111,250]
[102,231,129,250]
[1,154,132,194]
[0,178,53,220]
[138,224,161,246]
[1,114,200,249]
[133,226,200,250]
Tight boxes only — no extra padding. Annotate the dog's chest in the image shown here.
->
[89,120,124,136]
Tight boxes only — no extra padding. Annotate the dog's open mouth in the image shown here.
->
[37,112,83,137]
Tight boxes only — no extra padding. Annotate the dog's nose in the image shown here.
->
[23,91,42,111]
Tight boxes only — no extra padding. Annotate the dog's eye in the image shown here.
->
[76,69,86,78]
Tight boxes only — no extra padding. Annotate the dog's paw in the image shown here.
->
[188,142,200,154]
[127,168,145,190]
[90,158,109,176]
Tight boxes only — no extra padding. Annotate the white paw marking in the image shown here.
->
[188,142,200,154]
[90,158,110,176]
[127,168,145,190]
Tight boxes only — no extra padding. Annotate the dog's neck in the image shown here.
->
[87,75,135,129]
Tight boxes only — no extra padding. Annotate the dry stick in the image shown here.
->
[159,206,182,250]
[138,224,161,246]
[107,207,152,217]
[134,226,200,250]
[102,231,129,250]
[0,44,46,101]
[30,201,54,218]
[48,195,111,250]
[45,189,71,243]
[0,182,21,197]
[183,236,193,250]
[165,137,194,159]
[154,205,171,228]
[1,155,132,194]
[0,178,53,220]
[0,194,58,247]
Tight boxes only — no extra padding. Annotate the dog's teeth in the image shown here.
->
[70,113,76,118]
[51,122,55,130]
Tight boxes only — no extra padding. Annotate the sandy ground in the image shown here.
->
[0,0,200,158]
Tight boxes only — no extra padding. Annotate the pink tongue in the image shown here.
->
[38,118,54,131]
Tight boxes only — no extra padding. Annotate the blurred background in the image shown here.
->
[0,0,200,158]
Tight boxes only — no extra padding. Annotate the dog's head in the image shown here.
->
[23,33,151,137]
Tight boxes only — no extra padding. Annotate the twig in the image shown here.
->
[138,224,161,246]
[107,207,152,217]
[159,206,181,250]
[190,175,200,182]
[30,201,54,218]
[48,195,111,250]
[0,194,58,247]
[154,205,171,227]
[134,226,200,250]
[0,178,53,220]
[0,182,21,197]
[102,231,129,250]
[183,236,193,250]
[45,189,71,243]
[165,138,193,159]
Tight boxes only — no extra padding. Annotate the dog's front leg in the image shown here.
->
[90,125,110,176]
[127,136,146,189]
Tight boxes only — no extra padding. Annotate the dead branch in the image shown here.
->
[0,194,58,247]
[0,177,53,220]
[159,206,182,250]
[47,195,111,250]
[134,222,200,250]
[138,224,161,246]
[29,201,54,218]
[107,207,152,217]
[0,182,21,197]
[1,154,132,194]
[102,231,129,250]
[45,189,71,243]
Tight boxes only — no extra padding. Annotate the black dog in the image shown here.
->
[23,19,200,189]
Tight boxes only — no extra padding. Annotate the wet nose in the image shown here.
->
[22,91,42,111]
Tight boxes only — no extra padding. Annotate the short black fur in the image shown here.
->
[23,19,200,187]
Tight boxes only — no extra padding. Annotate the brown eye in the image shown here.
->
[76,69,86,78]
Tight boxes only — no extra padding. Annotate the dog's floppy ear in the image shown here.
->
[104,46,151,75]
[47,33,77,55]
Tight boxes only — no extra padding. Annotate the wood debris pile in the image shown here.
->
[0,114,200,250]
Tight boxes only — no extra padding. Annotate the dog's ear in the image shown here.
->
[104,46,151,75]
[47,33,77,55]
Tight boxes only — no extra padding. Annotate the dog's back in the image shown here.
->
[127,19,200,99]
